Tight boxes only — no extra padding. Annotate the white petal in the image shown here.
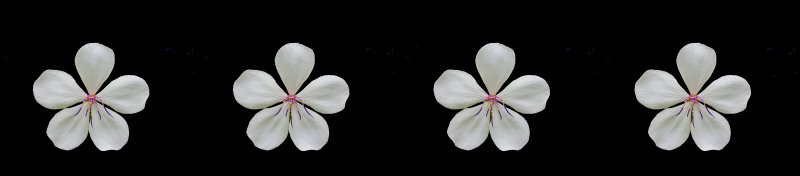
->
[288,107,329,151]
[476,43,515,95]
[691,106,731,151]
[297,75,349,114]
[434,70,487,109]
[88,106,129,151]
[489,105,530,151]
[275,43,315,95]
[46,105,89,150]
[676,43,716,95]
[634,70,689,109]
[233,70,287,109]
[75,43,115,95]
[33,70,86,109]
[698,75,751,114]
[96,75,149,114]
[648,104,692,150]
[247,105,290,151]
[447,105,490,150]
[497,75,550,114]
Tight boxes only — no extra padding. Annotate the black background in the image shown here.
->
[2,4,799,171]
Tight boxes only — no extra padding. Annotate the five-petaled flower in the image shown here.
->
[433,43,550,151]
[33,43,150,151]
[234,43,349,151]
[635,43,751,151]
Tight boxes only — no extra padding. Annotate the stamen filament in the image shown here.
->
[97,107,103,121]
[497,108,503,120]
[473,95,516,127]
[698,105,704,120]
[502,103,513,118]
[296,107,302,121]
[102,104,112,118]
[275,103,284,116]
[485,102,491,117]
[74,102,84,116]
[76,95,116,128]
[474,102,485,117]
[303,104,313,117]
[675,103,686,117]
[680,94,714,128]
[278,95,316,128]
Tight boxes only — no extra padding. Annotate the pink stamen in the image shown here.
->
[275,103,284,116]
[705,104,715,118]
[473,94,516,127]
[76,95,115,128]
[474,102,485,117]
[296,107,303,121]
[675,103,686,117]
[502,103,513,118]
[102,104,112,118]
[678,94,715,128]
[497,107,503,120]
[97,108,103,121]
[698,106,704,120]
[284,104,291,117]
[74,103,84,116]
[485,104,491,117]
[686,104,691,118]
[302,104,312,118]
[85,104,91,117]
[279,95,316,128]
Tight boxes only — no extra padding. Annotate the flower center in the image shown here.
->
[74,95,114,127]
[474,94,514,127]
[675,94,715,127]
[276,94,314,127]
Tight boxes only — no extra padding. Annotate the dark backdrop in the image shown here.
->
[2,4,798,171]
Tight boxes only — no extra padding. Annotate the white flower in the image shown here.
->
[33,43,150,151]
[635,43,751,151]
[433,43,550,151]
[234,43,349,151]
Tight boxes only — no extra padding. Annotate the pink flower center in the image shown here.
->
[675,94,715,127]
[276,94,314,127]
[474,94,514,127]
[74,94,114,127]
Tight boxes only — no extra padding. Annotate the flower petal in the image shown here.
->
[635,70,689,109]
[46,105,89,150]
[75,43,115,95]
[476,43,515,95]
[297,75,349,114]
[447,105,490,150]
[33,70,86,109]
[676,43,716,95]
[247,105,290,151]
[489,105,530,151]
[288,107,329,151]
[434,70,487,109]
[88,106,129,151]
[698,75,751,114]
[648,104,692,150]
[691,106,731,151]
[497,75,550,114]
[233,70,287,109]
[97,75,149,114]
[275,43,315,95]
